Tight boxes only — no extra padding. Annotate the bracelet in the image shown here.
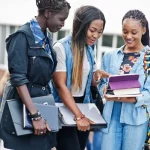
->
[29,110,41,118]
[74,115,85,121]
[31,116,42,121]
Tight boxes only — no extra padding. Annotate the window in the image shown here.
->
[57,31,66,40]
[0,25,6,64]
[117,36,124,48]
[102,34,113,47]
[10,26,16,34]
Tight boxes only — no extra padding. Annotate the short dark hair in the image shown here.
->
[72,5,106,48]
[122,10,149,46]
[36,0,71,13]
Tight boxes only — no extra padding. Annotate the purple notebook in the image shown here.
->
[108,74,141,90]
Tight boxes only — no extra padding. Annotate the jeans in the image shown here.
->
[93,130,102,150]
[101,102,148,150]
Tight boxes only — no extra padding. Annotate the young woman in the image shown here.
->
[99,10,150,150]
[52,5,109,150]
[0,0,70,150]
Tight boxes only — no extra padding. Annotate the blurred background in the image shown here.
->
[0,0,150,71]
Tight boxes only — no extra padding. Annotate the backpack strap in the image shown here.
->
[144,50,150,82]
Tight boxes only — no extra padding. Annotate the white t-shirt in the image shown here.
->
[53,42,97,97]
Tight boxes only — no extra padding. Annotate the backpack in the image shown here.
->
[143,50,150,149]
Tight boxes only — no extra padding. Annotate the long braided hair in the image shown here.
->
[122,10,149,46]
[36,0,71,12]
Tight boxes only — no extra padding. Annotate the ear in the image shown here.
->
[44,10,52,19]
[142,27,146,35]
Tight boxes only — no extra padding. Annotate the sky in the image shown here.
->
[0,0,150,34]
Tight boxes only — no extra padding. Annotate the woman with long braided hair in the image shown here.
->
[0,0,70,150]
[99,10,150,150]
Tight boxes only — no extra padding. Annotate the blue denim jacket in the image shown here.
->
[99,45,150,133]
[52,35,95,103]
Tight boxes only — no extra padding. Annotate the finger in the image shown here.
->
[88,126,90,130]
[38,129,43,136]
[77,123,81,131]
[98,70,110,78]
[34,129,38,135]
[88,119,95,124]
[46,123,51,131]
[43,126,47,134]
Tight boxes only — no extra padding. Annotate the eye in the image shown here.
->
[98,31,103,34]
[132,32,137,35]
[89,29,95,32]
[123,31,127,34]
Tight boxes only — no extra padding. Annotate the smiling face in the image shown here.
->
[86,19,104,46]
[47,7,69,32]
[122,18,146,49]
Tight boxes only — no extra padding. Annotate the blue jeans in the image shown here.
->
[101,102,148,150]
[93,130,102,150]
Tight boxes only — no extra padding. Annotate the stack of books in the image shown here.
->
[106,74,142,98]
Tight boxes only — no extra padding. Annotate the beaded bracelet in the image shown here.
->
[74,115,85,121]
[28,110,41,118]
[31,116,42,121]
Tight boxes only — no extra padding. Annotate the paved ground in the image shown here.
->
[0,140,57,150]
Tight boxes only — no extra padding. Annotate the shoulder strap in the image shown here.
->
[144,50,150,82]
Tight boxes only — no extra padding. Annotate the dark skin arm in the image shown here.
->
[53,72,94,131]
[16,85,50,135]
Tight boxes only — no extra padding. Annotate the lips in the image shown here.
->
[89,39,96,44]
[126,40,133,44]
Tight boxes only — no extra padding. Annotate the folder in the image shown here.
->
[23,103,59,132]
[56,103,107,129]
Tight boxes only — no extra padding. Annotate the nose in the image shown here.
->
[126,33,132,39]
[93,32,100,39]
[61,21,64,27]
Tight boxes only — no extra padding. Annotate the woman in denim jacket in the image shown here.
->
[99,10,150,150]
[52,6,109,150]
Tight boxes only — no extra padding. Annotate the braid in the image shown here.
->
[122,10,147,27]
[36,0,71,11]
[122,10,149,46]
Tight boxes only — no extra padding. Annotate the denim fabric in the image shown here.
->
[98,45,150,133]
[100,102,148,150]
[93,131,102,150]
[52,35,95,103]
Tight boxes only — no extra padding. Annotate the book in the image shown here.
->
[55,103,107,128]
[106,74,142,97]
[23,103,59,132]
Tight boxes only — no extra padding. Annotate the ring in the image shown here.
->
[40,131,43,134]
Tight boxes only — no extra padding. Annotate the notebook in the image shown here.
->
[23,103,59,132]
[106,74,142,97]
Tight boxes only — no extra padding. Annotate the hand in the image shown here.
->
[95,70,110,79]
[93,70,110,84]
[76,117,95,132]
[32,118,51,135]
